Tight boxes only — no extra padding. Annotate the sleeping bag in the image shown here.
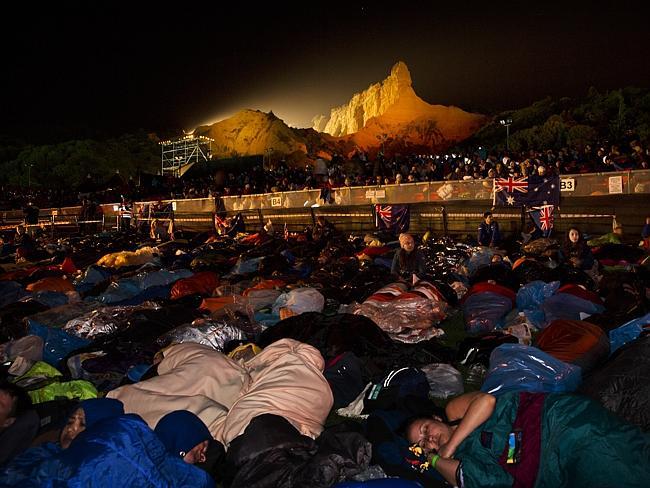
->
[0,415,213,487]
[454,391,650,488]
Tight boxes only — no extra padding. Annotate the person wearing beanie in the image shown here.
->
[59,397,124,449]
[391,233,426,278]
[155,410,212,464]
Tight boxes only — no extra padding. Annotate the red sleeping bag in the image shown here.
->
[170,272,219,299]
[535,319,609,374]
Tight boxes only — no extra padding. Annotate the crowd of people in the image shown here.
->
[2,139,649,212]
[175,139,650,199]
[0,190,649,486]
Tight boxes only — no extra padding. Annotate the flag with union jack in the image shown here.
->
[375,204,410,233]
[493,175,560,207]
[529,204,555,237]
[214,214,227,235]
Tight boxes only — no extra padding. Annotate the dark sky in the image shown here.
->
[2,1,649,142]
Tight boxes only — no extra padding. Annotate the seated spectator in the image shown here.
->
[559,226,595,270]
[391,233,426,278]
[641,216,650,249]
[477,211,500,247]
[150,218,169,241]
[13,225,35,262]
[311,215,336,242]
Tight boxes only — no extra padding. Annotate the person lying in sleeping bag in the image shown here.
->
[0,398,125,483]
[0,399,213,487]
[405,391,650,487]
[155,410,212,464]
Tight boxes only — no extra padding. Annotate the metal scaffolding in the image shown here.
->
[160,133,213,177]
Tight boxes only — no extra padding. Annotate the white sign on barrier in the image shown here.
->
[375,190,386,198]
[365,190,375,198]
[271,196,282,207]
[608,176,623,194]
[560,178,575,192]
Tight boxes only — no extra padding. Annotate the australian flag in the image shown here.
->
[529,205,555,237]
[375,204,410,233]
[493,175,560,207]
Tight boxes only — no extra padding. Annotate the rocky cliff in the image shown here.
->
[313,61,487,153]
[194,109,337,163]
[193,62,486,163]
[313,61,414,136]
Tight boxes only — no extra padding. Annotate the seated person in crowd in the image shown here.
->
[13,225,35,261]
[405,391,650,487]
[477,211,500,247]
[391,233,426,278]
[559,226,595,270]
[150,218,169,241]
[641,215,650,249]
[311,215,336,242]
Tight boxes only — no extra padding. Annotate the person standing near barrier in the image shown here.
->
[477,211,500,247]
[117,196,132,231]
[22,201,39,237]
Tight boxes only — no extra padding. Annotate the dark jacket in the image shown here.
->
[560,241,595,270]
[390,248,426,277]
[478,221,500,247]
[642,223,650,239]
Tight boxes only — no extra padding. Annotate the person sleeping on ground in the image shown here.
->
[405,391,650,487]
[107,338,333,448]
[155,410,212,464]
[0,399,214,487]
[59,397,125,448]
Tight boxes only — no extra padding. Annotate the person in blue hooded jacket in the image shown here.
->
[0,399,213,487]
[0,398,125,484]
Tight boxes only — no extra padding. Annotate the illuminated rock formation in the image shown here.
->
[313,61,413,137]
[194,61,486,162]
[194,109,337,163]
[314,61,487,152]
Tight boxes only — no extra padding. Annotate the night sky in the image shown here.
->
[2,1,649,142]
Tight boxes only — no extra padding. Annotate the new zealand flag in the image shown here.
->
[493,175,560,207]
[375,204,410,233]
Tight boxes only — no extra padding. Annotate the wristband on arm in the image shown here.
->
[430,453,440,469]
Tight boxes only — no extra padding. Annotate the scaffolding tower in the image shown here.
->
[160,133,213,177]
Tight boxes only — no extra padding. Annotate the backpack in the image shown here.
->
[363,367,429,413]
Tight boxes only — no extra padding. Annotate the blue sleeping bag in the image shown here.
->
[0,415,213,488]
